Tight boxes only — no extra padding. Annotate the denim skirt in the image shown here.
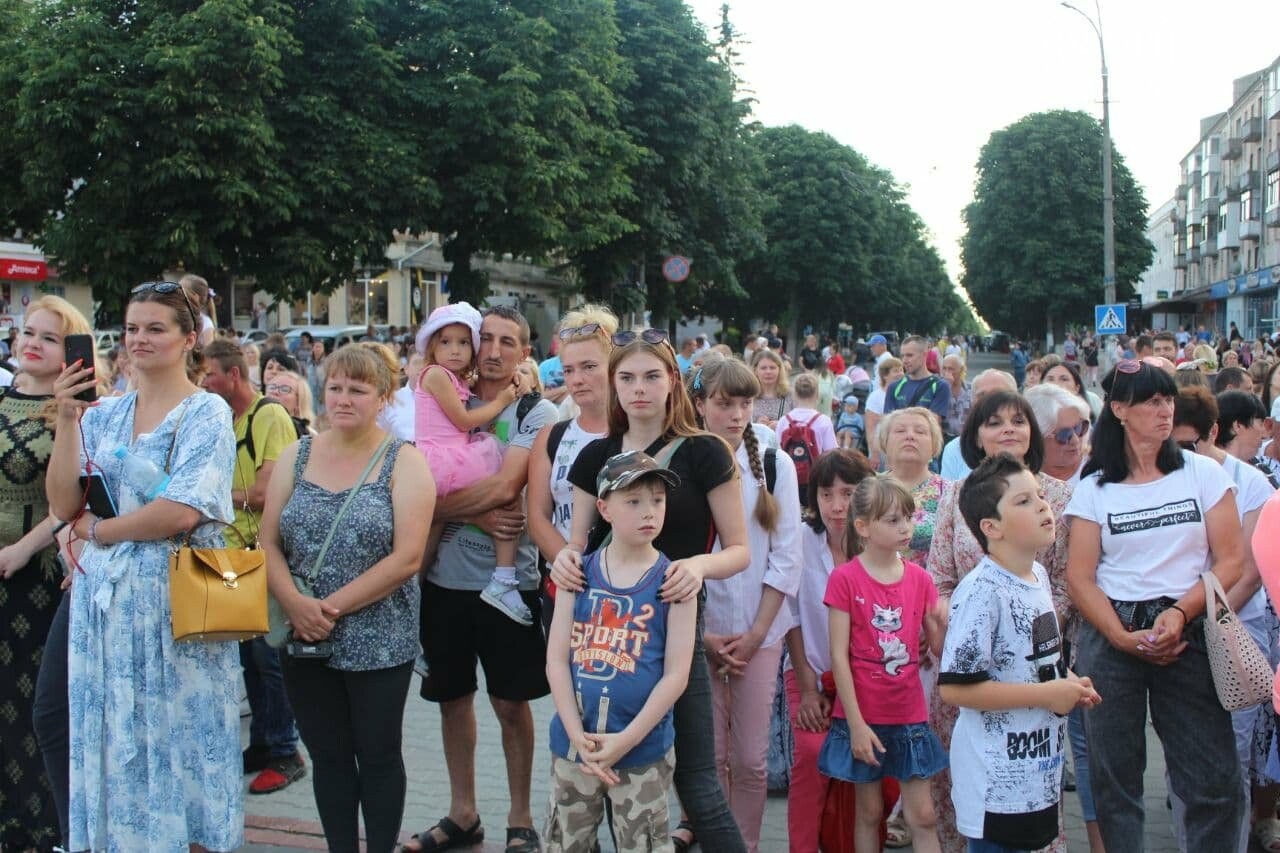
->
[818,718,947,783]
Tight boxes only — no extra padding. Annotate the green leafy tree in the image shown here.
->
[961,109,1152,339]
[572,0,764,327]
[739,125,963,343]
[402,0,638,306]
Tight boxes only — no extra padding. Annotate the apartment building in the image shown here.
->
[1147,55,1280,339]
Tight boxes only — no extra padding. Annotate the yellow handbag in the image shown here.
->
[167,405,269,642]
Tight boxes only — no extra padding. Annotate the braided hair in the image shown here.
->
[688,354,780,533]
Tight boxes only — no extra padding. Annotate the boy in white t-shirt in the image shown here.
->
[939,454,1101,852]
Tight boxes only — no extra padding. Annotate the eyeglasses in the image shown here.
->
[611,328,669,347]
[1115,357,1165,374]
[131,281,200,332]
[558,323,602,342]
[1177,439,1199,452]
[266,384,296,396]
[1052,421,1089,444]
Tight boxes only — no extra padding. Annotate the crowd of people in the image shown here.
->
[2,288,1280,853]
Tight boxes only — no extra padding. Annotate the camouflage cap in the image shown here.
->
[596,450,681,498]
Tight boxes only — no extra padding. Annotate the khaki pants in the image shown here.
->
[544,749,675,852]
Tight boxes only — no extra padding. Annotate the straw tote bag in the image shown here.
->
[1201,571,1273,711]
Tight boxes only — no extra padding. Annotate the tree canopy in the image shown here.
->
[961,109,1153,339]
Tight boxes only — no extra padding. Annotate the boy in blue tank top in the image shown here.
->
[544,451,698,852]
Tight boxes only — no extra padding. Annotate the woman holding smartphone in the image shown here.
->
[47,281,241,852]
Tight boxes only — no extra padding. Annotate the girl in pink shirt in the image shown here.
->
[820,475,948,853]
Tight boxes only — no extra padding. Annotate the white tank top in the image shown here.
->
[549,418,606,540]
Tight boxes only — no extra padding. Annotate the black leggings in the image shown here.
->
[32,592,70,849]
[282,656,414,853]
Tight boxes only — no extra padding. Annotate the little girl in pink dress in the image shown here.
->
[416,302,531,624]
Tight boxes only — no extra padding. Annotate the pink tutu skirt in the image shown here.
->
[420,432,503,496]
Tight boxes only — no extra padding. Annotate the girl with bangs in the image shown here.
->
[552,329,751,852]
[528,305,617,634]
[688,354,803,851]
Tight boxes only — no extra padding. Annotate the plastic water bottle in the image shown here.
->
[112,446,171,500]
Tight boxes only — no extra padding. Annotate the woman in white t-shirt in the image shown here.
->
[527,305,615,634]
[1065,360,1245,853]
[1171,385,1279,850]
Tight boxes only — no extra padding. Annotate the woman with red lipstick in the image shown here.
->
[0,296,94,851]
[925,390,1073,853]
[552,330,751,852]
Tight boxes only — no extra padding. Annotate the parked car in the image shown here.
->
[95,329,123,353]
[283,325,368,356]
[240,329,274,347]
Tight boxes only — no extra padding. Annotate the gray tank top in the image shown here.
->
[279,436,418,670]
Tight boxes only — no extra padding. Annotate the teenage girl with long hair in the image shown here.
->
[551,329,751,852]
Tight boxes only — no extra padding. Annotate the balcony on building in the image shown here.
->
[1242,116,1263,143]
[1188,168,1202,187]
[1203,155,1221,176]
[1218,224,1240,250]
[1175,182,1189,200]
[1223,181,1239,202]
[1189,245,1201,263]
[1268,206,1280,228]
[1269,150,1280,173]
[1203,196,1220,218]
[1202,237,1219,257]
[1189,203,1204,222]
[1241,219,1261,241]
[1223,135,1243,161]
[1238,170,1260,192]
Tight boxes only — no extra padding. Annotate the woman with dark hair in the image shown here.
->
[552,329,751,852]
[47,281,241,851]
[1065,361,1244,851]
[926,390,1074,853]
[1043,360,1104,420]
[260,348,302,395]
[783,450,895,850]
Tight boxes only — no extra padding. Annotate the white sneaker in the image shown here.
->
[480,578,534,626]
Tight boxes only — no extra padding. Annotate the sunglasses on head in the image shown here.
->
[1052,420,1090,444]
[611,328,669,347]
[131,281,200,332]
[1115,357,1165,374]
[558,323,602,342]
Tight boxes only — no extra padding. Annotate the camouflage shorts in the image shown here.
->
[544,749,676,852]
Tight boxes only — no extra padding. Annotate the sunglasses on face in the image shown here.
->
[1052,421,1090,444]
[558,323,602,341]
[131,281,200,332]
[611,328,669,347]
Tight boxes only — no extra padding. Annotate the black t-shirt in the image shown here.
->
[800,347,821,370]
[568,433,737,558]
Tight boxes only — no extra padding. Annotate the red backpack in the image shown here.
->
[779,412,822,501]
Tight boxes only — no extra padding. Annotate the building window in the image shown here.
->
[1243,189,1256,221]
[1268,170,1279,211]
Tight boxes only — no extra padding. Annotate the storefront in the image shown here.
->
[0,242,93,329]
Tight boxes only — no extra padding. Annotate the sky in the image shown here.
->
[686,0,1280,293]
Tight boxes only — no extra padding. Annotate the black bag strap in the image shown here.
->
[545,419,572,463]
[238,397,296,464]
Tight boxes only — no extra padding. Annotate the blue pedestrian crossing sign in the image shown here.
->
[1095,304,1127,335]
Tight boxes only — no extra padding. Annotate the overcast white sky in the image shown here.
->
[687,0,1280,292]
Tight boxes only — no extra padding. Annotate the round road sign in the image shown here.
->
[662,255,691,283]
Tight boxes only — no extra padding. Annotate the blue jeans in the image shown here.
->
[672,628,746,852]
[968,839,1029,853]
[1067,706,1096,822]
[1077,621,1243,852]
[241,637,299,757]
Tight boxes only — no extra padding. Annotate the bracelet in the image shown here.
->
[51,520,69,537]
[1169,603,1188,623]
[88,518,105,547]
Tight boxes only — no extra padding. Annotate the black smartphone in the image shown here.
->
[286,640,333,660]
[79,473,118,519]
[63,334,97,403]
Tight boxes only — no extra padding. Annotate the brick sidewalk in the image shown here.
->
[240,676,1196,852]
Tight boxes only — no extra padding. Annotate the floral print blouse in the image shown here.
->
[904,473,946,567]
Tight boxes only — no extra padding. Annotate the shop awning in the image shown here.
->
[0,258,47,281]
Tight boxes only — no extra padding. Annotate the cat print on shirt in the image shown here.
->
[871,604,909,675]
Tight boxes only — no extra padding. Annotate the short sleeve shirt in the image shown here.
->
[1064,451,1235,600]
[428,393,558,591]
[939,557,1065,848]
[884,375,952,420]
[568,433,736,560]
[823,557,937,724]
[227,395,296,548]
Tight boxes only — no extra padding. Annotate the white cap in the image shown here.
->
[416,302,482,356]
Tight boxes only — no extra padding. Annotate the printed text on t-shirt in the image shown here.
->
[1106,499,1201,535]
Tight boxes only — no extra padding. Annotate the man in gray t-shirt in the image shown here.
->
[414,306,556,852]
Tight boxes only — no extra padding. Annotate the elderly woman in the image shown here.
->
[1065,361,1244,852]
[941,355,971,439]
[927,390,1074,853]
[1172,386,1280,850]
[261,344,432,851]
[1027,383,1091,486]
[879,407,946,567]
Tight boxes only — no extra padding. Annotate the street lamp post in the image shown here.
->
[1062,0,1117,306]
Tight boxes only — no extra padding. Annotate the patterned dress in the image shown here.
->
[68,392,241,852]
[0,390,60,850]
[903,473,945,567]
[925,472,1074,853]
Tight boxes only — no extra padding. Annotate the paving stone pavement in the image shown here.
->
[240,670,1211,852]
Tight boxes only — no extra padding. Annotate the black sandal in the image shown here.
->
[401,815,484,852]
[671,819,696,853]
[505,826,540,852]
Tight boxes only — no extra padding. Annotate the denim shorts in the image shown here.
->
[818,718,947,783]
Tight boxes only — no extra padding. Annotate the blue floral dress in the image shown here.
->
[68,391,241,852]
